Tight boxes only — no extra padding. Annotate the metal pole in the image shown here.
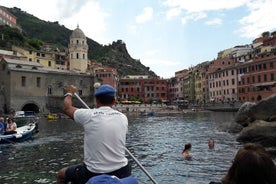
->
[74,93,158,184]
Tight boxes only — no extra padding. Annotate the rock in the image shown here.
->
[235,94,276,126]
[223,121,244,133]
[251,94,276,121]
[235,102,256,126]
[237,120,276,147]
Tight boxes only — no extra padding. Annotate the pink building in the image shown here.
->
[207,58,238,102]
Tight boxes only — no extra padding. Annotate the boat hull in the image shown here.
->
[0,122,39,144]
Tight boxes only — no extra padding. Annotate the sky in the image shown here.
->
[1,0,276,78]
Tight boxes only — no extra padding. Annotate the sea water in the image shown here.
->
[0,111,240,184]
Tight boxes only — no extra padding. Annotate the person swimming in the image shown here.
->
[182,143,192,159]
[208,138,215,149]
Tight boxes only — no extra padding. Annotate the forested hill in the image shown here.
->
[5,7,157,77]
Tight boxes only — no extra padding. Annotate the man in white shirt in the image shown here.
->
[57,84,131,184]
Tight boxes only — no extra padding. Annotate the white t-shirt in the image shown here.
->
[74,106,128,173]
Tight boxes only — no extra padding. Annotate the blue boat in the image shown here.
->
[0,122,39,144]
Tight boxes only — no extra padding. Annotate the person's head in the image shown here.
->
[209,138,214,149]
[222,143,276,184]
[184,143,192,151]
[0,117,4,122]
[94,84,116,107]
[8,118,14,123]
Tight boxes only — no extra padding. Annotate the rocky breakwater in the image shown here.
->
[235,94,276,156]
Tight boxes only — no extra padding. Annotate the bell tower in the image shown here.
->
[68,25,88,73]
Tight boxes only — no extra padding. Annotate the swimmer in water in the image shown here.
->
[182,143,192,159]
[208,138,215,149]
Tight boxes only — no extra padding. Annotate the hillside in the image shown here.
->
[5,7,156,77]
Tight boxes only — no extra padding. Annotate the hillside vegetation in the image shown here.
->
[3,7,156,77]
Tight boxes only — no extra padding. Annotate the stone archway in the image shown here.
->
[21,103,40,113]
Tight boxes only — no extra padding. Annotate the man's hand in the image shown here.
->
[66,85,77,94]
[63,85,78,119]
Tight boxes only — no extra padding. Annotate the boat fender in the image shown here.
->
[15,134,23,138]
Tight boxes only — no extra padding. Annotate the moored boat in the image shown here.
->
[0,122,39,144]
[47,114,58,120]
[14,111,38,125]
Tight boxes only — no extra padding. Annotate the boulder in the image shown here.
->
[235,102,256,126]
[237,120,276,147]
[235,94,276,148]
[235,94,276,126]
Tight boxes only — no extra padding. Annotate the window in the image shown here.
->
[48,61,51,67]
[232,79,235,85]
[264,74,267,82]
[270,62,274,68]
[271,73,274,81]
[258,75,261,82]
[36,77,41,87]
[21,76,26,87]
[47,86,52,95]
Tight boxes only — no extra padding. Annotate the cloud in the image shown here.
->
[136,7,153,24]
[165,7,182,20]
[181,12,207,24]
[163,0,247,12]
[56,0,92,19]
[238,0,276,38]
[60,1,109,43]
[163,0,247,25]
[205,18,222,26]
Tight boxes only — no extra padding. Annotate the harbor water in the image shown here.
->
[0,111,241,184]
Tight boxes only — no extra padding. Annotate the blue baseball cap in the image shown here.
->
[86,174,138,184]
[94,84,115,97]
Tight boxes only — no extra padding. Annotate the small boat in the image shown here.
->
[14,111,37,124]
[0,122,39,144]
[47,114,58,120]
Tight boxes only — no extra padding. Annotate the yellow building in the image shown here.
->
[12,45,67,70]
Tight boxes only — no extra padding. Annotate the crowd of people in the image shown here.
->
[0,116,17,135]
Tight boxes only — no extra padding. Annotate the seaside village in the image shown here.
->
[0,6,276,116]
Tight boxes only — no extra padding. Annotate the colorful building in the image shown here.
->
[118,75,167,104]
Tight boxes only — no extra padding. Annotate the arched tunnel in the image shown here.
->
[21,103,40,113]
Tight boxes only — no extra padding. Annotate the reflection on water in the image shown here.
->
[0,112,240,184]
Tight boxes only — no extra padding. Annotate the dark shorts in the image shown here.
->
[65,162,131,184]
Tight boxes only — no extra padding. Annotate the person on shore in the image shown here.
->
[5,117,17,134]
[0,117,5,135]
[57,84,131,184]
[208,138,215,149]
[182,143,192,159]
[209,143,276,184]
